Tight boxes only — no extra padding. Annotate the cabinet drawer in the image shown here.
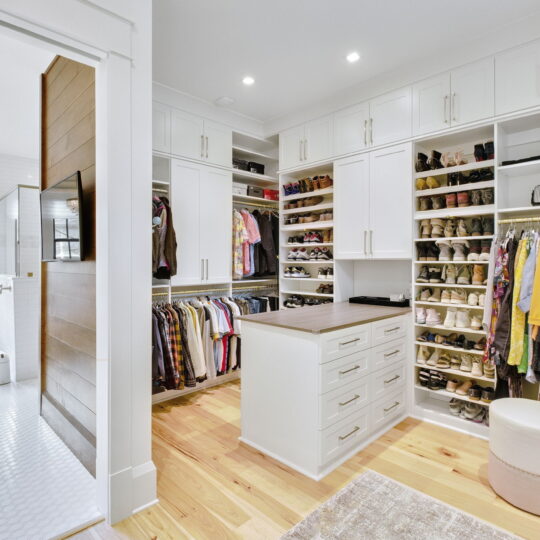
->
[371,315,407,347]
[321,325,371,363]
[371,388,406,434]
[371,361,405,402]
[372,338,407,371]
[320,378,370,429]
[320,406,370,467]
[320,349,370,394]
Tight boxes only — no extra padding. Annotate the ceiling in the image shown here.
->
[153,0,540,123]
[0,33,54,159]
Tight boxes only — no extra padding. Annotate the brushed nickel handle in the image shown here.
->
[0,284,12,294]
[339,394,360,406]
[205,259,209,280]
[452,92,456,122]
[363,119,367,146]
[200,135,204,158]
[384,401,400,413]
[384,350,400,358]
[384,326,400,334]
[384,375,400,384]
[339,426,360,440]
[205,136,209,158]
[201,259,204,281]
[369,117,373,145]
[444,95,449,124]
[340,338,360,346]
[339,365,360,375]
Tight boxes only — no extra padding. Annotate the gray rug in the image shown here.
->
[282,470,519,540]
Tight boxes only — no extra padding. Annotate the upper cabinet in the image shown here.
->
[152,102,171,154]
[496,39,540,115]
[413,58,494,135]
[333,102,370,156]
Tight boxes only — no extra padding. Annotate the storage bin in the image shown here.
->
[247,161,265,175]
[247,186,264,198]
[232,182,248,196]
[263,189,279,201]
[0,352,10,385]
[233,158,249,171]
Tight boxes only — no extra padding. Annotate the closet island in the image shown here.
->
[239,302,411,480]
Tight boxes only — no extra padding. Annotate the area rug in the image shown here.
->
[281,470,519,539]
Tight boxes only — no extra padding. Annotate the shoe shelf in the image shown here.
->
[282,242,333,248]
[414,363,494,384]
[415,179,494,198]
[497,159,540,177]
[233,169,278,186]
[282,187,333,202]
[415,159,495,180]
[233,194,278,206]
[414,282,487,289]
[231,278,277,284]
[414,204,495,220]
[414,323,486,336]
[281,289,334,298]
[282,202,333,215]
[414,235,493,243]
[414,341,484,356]
[415,300,484,310]
[281,277,334,282]
[232,144,278,161]
[282,260,334,265]
[414,385,490,407]
[282,221,334,231]
[414,260,489,265]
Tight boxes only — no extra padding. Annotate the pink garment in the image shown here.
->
[241,210,261,275]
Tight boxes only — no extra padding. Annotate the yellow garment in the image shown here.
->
[529,248,540,325]
[508,239,528,365]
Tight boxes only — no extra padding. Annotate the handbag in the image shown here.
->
[531,185,540,206]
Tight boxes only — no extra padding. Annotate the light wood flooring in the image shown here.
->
[73,380,540,539]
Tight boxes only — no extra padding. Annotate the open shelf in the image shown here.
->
[231,278,277,284]
[282,187,334,202]
[415,385,491,407]
[414,204,495,220]
[414,260,489,265]
[233,194,278,206]
[281,259,334,265]
[281,289,334,298]
[281,242,333,248]
[233,169,278,186]
[282,221,334,232]
[414,235,493,243]
[498,159,540,177]
[414,282,487,289]
[414,363,494,383]
[281,277,334,282]
[414,341,484,356]
[415,323,486,336]
[415,159,495,179]
[232,144,277,161]
[415,180,494,198]
[282,202,333,215]
[414,300,484,310]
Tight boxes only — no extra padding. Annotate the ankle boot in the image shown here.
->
[431,196,445,210]
[457,219,470,237]
[415,152,430,172]
[428,150,443,170]
[472,264,485,285]
[479,240,491,261]
[426,308,442,325]
[447,172,459,186]
[417,245,428,261]
[482,217,494,236]
[457,265,471,285]
[467,240,481,261]
[484,141,494,160]
[481,188,494,206]
[457,191,470,207]
[426,243,440,261]
[471,218,483,236]
[428,288,441,302]
[444,219,456,237]
[471,190,483,206]
[417,266,430,283]
[419,197,432,211]
[426,176,440,189]
[436,239,452,261]
[452,240,469,261]
[474,143,486,162]
[444,308,457,328]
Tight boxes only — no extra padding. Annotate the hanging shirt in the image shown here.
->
[232,210,249,280]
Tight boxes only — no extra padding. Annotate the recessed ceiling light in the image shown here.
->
[242,76,255,86]
[346,51,360,63]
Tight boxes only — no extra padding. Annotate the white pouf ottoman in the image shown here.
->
[489,398,540,515]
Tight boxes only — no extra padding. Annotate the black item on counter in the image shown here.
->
[349,296,410,308]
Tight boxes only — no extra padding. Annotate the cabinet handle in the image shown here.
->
[384,401,400,413]
[205,136,209,158]
[384,375,400,384]
[339,365,360,375]
[363,119,367,146]
[452,92,456,122]
[369,118,373,145]
[339,394,360,407]
[201,259,204,281]
[339,426,360,441]
[200,135,204,158]
[204,259,208,280]
[384,349,400,358]
[444,95,449,124]
[304,138,308,161]
[384,326,400,334]
[363,230,367,256]
[340,337,360,346]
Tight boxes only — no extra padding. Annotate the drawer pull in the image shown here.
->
[384,326,400,334]
[339,426,360,440]
[339,394,360,406]
[340,337,360,346]
[384,375,400,384]
[384,401,400,413]
[339,365,360,375]
[384,349,400,358]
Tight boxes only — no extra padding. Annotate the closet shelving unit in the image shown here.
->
[411,125,496,438]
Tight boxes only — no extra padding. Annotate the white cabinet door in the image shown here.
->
[152,102,171,153]
[171,109,205,161]
[496,39,540,115]
[333,102,370,156]
[304,115,333,164]
[370,87,412,146]
[369,144,412,259]
[279,125,304,170]
[170,160,202,285]
[412,73,451,135]
[204,120,232,168]
[199,166,232,284]
[334,154,370,259]
[451,57,494,126]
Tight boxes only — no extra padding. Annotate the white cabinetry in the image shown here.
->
[496,39,540,115]
[170,159,232,286]
[152,102,171,153]
[413,59,494,135]
[333,103,370,156]
[334,143,412,260]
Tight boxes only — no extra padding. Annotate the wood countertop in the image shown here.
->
[239,302,411,334]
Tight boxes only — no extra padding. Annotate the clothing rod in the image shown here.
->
[233,200,277,209]
[152,187,169,194]
[498,216,540,224]
[152,286,230,297]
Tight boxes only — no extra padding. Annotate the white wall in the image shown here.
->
[353,261,412,299]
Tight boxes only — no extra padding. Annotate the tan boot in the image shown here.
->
[472,264,485,285]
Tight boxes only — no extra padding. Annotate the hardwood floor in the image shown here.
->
[73,380,540,539]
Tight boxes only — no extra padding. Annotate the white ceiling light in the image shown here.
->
[242,75,255,86]
[346,51,360,63]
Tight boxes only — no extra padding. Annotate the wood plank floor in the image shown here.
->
[73,380,540,539]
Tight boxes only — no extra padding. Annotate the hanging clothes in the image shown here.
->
[153,196,178,279]
[232,210,249,280]
[252,209,278,276]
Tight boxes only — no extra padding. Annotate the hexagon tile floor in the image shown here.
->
[0,379,102,539]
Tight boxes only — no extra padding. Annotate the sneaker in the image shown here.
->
[287,249,298,260]
[444,219,456,237]
[428,267,443,283]
[470,314,482,330]
[436,239,452,261]
[317,268,328,279]
[444,308,457,328]
[467,240,481,261]
[457,265,471,285]
[441,289,451,303]
[479,240,491,261]
[478,293,485,307]
[417,266,430,283]
[471,358,484,376]
[472,264,485,285]
[309,247,321,260]
[467,292,479,306]
[318,248,333,260]
[416,307,427,324]
[419,288,431,301]
[426,308,442,326]
[471,218,483,236]
[456,309,471,329]
[296,248,309,260]
[452,240,468,261]
[450,289,467,304]
[283,267,293,277]
[417,345,430,364]
[449,398,463,415]
[428,288,441,302]
[326,268,334,279]
[444,264,457,284]
[456,219,470,237]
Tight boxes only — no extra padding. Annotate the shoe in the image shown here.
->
[296,248,309,260]
[455,150,467,166]
[431,196,445,210]
[436,353,451,369]
[444,219,456,237]
[474,143,486,162]
[471,218,483,236]
[478,293,485,307]
[326,267,334,279]
[467,240,481,261]
[456,379,473,395]
[428,150,443,170]
[481,188,494,206]
[436,239,452,261]
[464,402,485,422]
[420,219,432,238]
[484,363,495,379]
[287,249,298,260]
[440,152,456,168]
[457,265,471,285]
[426,243,440,261]
[283,267,293,277]
[454,334,466,348]
[479,240,491,261]
[467,292,479,306]
[481,387,495,403]
[482,217,494,236]
[471,359,484,377]
[447,172,459,186]
[416,307,427,324]
[452,240,469,261]
[428,370,447,390]
[418,368,431,387]
[417,266,430,283]
[450,289,467,304]
[318,268,329,279]
[443,264,457,284]
[309,248,321,260]
[470,314,482,330]
[472,265,485,285]
[426,308,442,326]
[416,152,430,172]
[441,289,451,303]
[417,345,430,364]
[471,190,483,206]
[430,218,445,238]
[416,177,427,190]
[455,309,471,329]
[446,379,459,392]
[445,193,457,208]
[318,247,333,260]
[457,192,470,207]
[450,355,461,370]
[428,267,443,283]
[426,176,440,189]
[428,288,441,302]
[468,384,483,401]
[456,219,470,237]
[419,288,431,301]
[484,141,494,160]
[419,198,432,212]
[449,398,463,415]
[474,337,486,351]
[444,308,457,328]
[459,355,473,372]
